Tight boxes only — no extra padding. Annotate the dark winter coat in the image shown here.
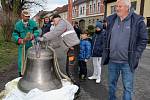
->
[102,12,148,72]
[78,39,91,61]
[74,26,82,39]
[41,22,51,36]
[91,30,105,57]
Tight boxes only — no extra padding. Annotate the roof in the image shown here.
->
[53,4,68,14]
[32,10,53,19]
[73,0,86,6]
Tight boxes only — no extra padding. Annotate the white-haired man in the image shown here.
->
[102,0,148,100]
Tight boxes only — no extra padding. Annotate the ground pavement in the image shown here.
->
[0,48,150,100]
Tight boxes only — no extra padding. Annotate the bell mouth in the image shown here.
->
[18,78,62,93]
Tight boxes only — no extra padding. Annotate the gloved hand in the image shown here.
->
[18,33,34,45]
[18,38,26,44]
[36,37,44,42]
[85,59,88,62]
[31,39,35,44]
[24,32,34,41]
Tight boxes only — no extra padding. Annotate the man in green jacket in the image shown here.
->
[12,10,39,77]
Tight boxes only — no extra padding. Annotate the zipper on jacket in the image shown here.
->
[91,35,97,55]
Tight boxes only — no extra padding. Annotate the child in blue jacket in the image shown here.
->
[78,30,91,80]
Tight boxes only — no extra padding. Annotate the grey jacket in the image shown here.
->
[43,19,79,50]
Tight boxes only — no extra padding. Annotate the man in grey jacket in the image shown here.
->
[38,14,80,92]
[39,14,79,50]
[102,0,148,100]
[40,13,79,64]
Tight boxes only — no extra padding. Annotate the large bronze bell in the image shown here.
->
[18,43,62,93]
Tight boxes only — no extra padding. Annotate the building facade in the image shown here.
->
[33,0,104,31]
[72,0,104,30]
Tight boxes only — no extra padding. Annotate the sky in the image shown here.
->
[31,0,68,17]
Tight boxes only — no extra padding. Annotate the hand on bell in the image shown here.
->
[85,59,88,62]
[25,32,34,41]
[18,38,26,44]
[36,37,44,42]
[21,38,28,44]
[23,38,27,44]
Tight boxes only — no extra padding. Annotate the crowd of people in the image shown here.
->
[12,0,148,100]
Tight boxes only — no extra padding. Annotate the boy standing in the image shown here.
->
[78,31,91,80]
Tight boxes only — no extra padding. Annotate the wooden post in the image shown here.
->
[68,0,73,24]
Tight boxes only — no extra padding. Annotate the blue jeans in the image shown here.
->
[108,62,134,100]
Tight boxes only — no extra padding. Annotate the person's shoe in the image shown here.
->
[81,75,86,80]
[19,72,22,77]
[88,76,97,80]
[96,78,101,83]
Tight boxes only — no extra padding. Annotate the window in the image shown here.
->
[93,19,95,23]
[89,20,91,24]
[93,3,96,13]
[90,5,92,13]
[80,7,82,15]
[73,7,75,17]
[83,6,85,15]
[147,17,150,27]
[111,5,115,14]
[74,8,76,16]
[75,6,77,17]
[97,2,100,12]
[131,1,137,11]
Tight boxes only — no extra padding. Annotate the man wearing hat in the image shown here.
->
[12,9,39,77]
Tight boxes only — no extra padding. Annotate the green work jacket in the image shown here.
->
[12,19,39,72]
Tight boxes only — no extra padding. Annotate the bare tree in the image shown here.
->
[0,0,46,41]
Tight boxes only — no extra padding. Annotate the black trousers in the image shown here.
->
[78,60,87,78]
[66,45,80,85]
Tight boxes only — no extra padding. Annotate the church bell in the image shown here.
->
[18,43,62,93]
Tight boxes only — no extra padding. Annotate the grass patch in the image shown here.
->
[0,32,18,71]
